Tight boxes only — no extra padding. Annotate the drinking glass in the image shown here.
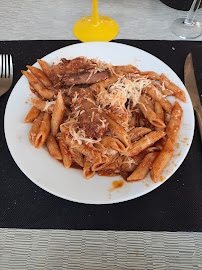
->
[170,0,202,39]
[73,0,119,42]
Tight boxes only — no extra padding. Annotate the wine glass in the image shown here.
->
[73,0,119,42]
[170,0,202,39]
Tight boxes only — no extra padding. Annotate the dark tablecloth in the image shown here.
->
[0,40,201,231]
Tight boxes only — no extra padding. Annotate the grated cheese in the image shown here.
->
[85,57,115,82]
[91,58,114,74]
[122,156,137,166]
[73,110,81,119]
[62,118,101,145]
[97,75,151,113]
[84,97,96,105]
[109,76,151,107]
[91,111,95,122]
[43,101,56,111]
[80,110,85,115]
[74,105,81,111]
[99,118,107,128]
[107,149,118,156]
[72,92,78,104]
[70,128,101,145]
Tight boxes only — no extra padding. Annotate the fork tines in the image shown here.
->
[0,54,13,78]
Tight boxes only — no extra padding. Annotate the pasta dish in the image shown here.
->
[22,56,185,182]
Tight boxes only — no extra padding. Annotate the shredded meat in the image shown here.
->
[71,88,108,139]
[49,57,111,88]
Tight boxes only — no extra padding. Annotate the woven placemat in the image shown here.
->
[0,229,202,269]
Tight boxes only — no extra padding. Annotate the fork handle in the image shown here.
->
[195,105,202,141]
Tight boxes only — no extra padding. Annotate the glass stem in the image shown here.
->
[184,0,201,25]
[92,0,99,25]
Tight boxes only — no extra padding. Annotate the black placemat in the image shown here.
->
[0,40,201,231]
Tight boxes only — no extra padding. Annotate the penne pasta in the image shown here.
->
[107,111,129,129]
[129,114,136,128]
[59,123,69,134]
[83,157,95,179]
[37,59,51,78]
[65,133,102,164]
[69,147,84,168]
[150,138,174,183]
[120,156,137,172]
[29,85,43,99]
[105,115,130,147]
[31,97,55,113]
[127,152,158,181]
[22,70,55,99]
[160,74,186,102]
[93,141,106,152]
[46,134,62,160]
[58,133,72,168]
[138,115,146,127]
[113,65,140,75]
[51,92,66,136]
[31,97,45,111]
[146,84,172,114]
[23,106,40,123]
[26,65,53,87]
[23,57,186,183]
[91,156,110,172]
[129,127,151,142]
[152,81,173,96]
[99,163,117,171]
[29,112,44,146]
[166,101,183,144]
[125,131,166,156]
[162,89,173,96]
[164,112,170,125]
[142,94,155,111]
[98,161,121,174]
[91,154,116,172]
[92,163,110,172]
[131,151,147,166]
[140,71,161,81]
[154,101,165,132]
[35,112,51,149]
[154,137,167,150]
[138,95,166,128]
[101,136,125,152]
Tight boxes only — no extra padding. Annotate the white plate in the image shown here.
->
[4,42,194,204]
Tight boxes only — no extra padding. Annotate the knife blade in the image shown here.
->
[184,53,202,140]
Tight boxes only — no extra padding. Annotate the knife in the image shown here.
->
[184,53,202,140]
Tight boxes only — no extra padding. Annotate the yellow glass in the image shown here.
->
[73,0,119,42]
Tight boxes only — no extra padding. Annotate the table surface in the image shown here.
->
[1,1,202,269]
[0,0,202,41]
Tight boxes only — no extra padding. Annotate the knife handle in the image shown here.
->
[195,105,202,141]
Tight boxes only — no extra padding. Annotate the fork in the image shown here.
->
[0,54,13,97]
